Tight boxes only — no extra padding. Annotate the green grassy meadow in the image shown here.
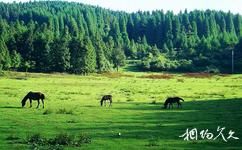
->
[0,71,242,149]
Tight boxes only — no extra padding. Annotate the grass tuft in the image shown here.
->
[145,137,159,147]
[43,109,53,115]
[56,108,73,115]
[150,100,157,104]
[25,133,91,149]
[6,135,20,141]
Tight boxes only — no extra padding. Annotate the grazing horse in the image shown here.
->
[21,91,45,108]
[164,97,184,109]
[100,95,112,107]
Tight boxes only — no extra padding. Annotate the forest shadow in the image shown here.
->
[113,98,242,111]
[70,98,242,148]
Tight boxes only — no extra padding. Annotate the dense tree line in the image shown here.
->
[0,1,242,73]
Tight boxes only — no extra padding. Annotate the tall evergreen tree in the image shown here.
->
[112,46,126,71]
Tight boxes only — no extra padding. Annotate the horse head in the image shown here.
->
[21,99,26,107]
[100,100,103,106]
[21,94,29,108]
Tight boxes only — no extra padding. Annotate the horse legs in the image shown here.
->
[177,102,182,108]
[109,100,112,107]
[29,99,32,108]
[36,100,40,109]
[41,99,44,108]
[168,103,171,109]
[169,103,173,108]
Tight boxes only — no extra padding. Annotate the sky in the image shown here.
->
[1,0,242,14]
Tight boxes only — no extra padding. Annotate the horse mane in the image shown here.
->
[174,97,184,101]
[164,100,169,105]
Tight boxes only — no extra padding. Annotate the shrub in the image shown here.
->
[177,78,184,82]
[75,134,91,146]
[26,133,46,145]
[25,133,91,149]
[49,133,73,146]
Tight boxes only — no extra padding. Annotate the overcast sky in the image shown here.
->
[1,0,242,14]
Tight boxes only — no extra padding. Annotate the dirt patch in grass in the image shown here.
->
[183,73,231,79]
[183,73,213,78]
[139,74,174,79]
[218,74,230,77]
[101,72,134,78]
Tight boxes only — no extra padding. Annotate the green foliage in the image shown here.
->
[10,50,21,70]
[25,133,91,149]
[0,1,242,73]
[112,47,126,71]
[0,38,11,70]
[94,36,112,72]
[50,36,71,72]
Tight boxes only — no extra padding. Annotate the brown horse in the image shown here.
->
[164,97,184,109]
[100,95,112,107]
[21,91,45,108]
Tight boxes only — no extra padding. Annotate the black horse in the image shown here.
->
[21,91,45,108]
[164,97,184,109]
[100,95,112,107]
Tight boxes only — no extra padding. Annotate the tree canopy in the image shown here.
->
[0,1,242,73]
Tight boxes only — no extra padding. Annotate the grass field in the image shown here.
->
[0,71,242,150]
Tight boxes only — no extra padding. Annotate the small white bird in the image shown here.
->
[118,132,121,136]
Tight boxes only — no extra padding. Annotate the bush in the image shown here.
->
[25,133,91,149]
[75,134,91,146]
[139,55,180,72]
[49,133,73,146]
[26,133,46,145]
[205,65,220,74]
